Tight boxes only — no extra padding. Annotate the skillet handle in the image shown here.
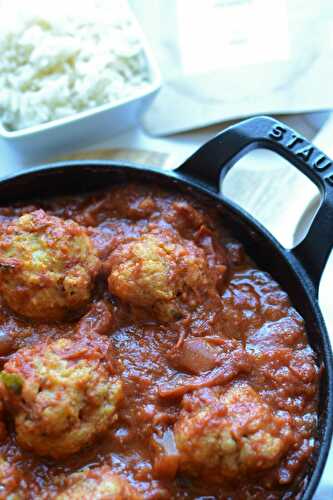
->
[177,115,333,294]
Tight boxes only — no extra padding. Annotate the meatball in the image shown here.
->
[0,335,123,459]
[174,383,293,480]
[0,210,100,320]
[55,467,142,500]
[107,232,219,321]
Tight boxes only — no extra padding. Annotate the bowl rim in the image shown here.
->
[0,6,161,140]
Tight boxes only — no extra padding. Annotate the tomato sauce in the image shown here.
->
[0,184,319,499]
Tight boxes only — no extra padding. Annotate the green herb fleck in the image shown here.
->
[0,372,23,394]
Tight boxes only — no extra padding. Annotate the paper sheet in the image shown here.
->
[130,0,333,135]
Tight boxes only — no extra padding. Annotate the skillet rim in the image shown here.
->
[0,159,331,500]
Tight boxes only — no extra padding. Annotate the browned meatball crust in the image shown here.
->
[0,209,100,320]
[55,466,142,500]
[0,335,123,459]
[174,383,293,480]
[107,230,225,321]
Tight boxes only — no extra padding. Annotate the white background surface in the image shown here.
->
[177,0,290,73]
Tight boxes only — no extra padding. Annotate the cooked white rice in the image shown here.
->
[0,0,151,131]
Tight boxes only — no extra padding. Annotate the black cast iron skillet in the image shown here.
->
[0,116,332,498]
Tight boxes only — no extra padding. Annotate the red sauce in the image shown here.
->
[0,184,319,499]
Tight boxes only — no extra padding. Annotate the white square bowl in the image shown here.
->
[0,19,161,164]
